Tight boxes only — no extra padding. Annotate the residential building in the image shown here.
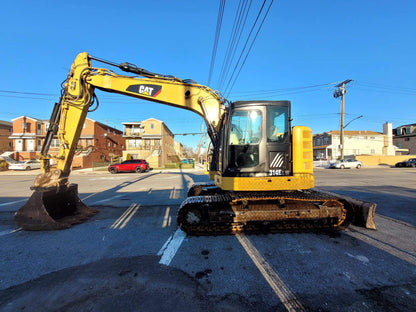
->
[122,118,177,168]
[393,123,416,155]
[9,116,125,168]
[0,120,13,154]
[313,122,396,160]
[174,140,184,159]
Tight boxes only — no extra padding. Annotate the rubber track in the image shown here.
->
[177,190,349,236]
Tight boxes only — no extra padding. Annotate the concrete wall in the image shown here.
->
[356,155,416,166]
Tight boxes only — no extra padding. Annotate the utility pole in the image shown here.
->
[334,79,352,160]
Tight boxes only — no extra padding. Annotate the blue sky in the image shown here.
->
[1,0,415,149]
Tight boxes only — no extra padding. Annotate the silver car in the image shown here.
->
[329,159,363,169]
[8,160,41,170]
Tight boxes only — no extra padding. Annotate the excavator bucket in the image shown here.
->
[313,188,377,230]
[15,184,98,230]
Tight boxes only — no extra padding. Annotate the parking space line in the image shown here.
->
[90,194,124,205]
[346,228,416,266]
[236,234,306,312]
[110,203,140,229]
[0,199,27,207]
[0,228,22,237]
[158,228,186,266]
[162,206,172,228]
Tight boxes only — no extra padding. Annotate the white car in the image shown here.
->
[8,160,41,170]
[329,159,363,169]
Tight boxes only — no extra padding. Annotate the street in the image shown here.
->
[0,167,415,311]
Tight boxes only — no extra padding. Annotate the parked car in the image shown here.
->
[181,158,194,164]
[329,159,363,169]
[395,158,416,168]
[8,160,41,171]
[108,159,149,174]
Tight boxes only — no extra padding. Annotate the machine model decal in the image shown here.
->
[126,84,162,97]
[269,152,287,176]
[270,152,284,168]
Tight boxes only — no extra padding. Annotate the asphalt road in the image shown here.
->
[0,166,415,311]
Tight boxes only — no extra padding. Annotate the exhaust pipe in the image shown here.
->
[15,184,97,231]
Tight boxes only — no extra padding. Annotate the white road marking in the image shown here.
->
[158,228,186,266]
[346,229,416,266]
[110,203,140,229]
[236,234,306,312]
[162,206,171,228]
[0,199,27,207]
[0,228,22,237]
[90,194,124,205]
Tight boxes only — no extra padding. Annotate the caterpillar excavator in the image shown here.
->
[15,52,376,234]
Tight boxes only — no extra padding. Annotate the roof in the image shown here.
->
[327,130,382,136]
[0,120,12,127]
[143,118,163,123]
[394,123,416,128]
[122,121,143,125]
[11,116,40,122]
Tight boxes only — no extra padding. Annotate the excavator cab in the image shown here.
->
[224,101,291,178]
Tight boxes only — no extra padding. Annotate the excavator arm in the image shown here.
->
[34,52,226,189]
[16,52,226,230]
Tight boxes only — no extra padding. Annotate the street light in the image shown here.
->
[344,115,363,129]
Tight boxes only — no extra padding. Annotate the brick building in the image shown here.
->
[393,123,416,155]
[9,116,125,168]
[122,118,177,168]
[0,120,13,154]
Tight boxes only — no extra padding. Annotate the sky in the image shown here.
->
[1,0,415,149]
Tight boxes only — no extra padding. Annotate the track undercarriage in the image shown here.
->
[177,184,353,235]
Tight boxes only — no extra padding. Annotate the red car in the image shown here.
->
[108,159,149,174]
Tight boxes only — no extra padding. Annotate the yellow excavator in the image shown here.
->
[15,52,376,234]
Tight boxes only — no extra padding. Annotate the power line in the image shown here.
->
[0,90,56,96]
[207,0,226,86]
[223,0,274,97]
[217,0,252,90]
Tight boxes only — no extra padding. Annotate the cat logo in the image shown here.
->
[126,84,162,97]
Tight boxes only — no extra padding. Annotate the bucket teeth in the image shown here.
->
[15,184,97,231]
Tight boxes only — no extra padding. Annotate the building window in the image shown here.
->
[145,139,151,150]
[154,139,160,150]
[405,138,410,141]
[128,139,143,148]
[86,139,93,146]
[371,149,375,154]
[150,124,154,129]
[113,143,117,148]
[107,141,111,147]
[51,139,60,148]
